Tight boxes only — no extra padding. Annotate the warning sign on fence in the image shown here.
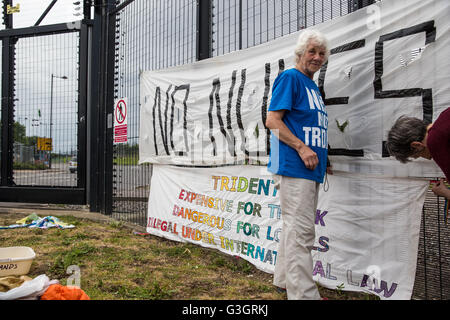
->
[114,98,128,144]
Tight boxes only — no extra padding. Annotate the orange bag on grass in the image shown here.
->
[40,284,90,300]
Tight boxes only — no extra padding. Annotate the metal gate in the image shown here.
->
[0,4,89,204]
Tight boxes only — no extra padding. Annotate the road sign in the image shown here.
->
[37,137,52,151]
[114,98,128,144]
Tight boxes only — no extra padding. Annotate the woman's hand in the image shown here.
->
[298,145,318,170]
[432,178,450,199]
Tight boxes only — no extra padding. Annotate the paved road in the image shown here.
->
[13,163,152,197]
[13,162,77,187]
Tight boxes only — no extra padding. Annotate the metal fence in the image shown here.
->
[13,31,80,187]
[211,0,351,56]
[413,189,450,299]
[106,0,448,299]
[110,0,199,225]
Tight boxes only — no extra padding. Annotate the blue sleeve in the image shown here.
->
[268,70,297,112]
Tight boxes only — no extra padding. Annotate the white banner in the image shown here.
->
[313,173,428,299]
[139,0,450,179]
[146,165,280,274]
[147,165,428,299]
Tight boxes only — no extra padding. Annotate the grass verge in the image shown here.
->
[0,213,379,300]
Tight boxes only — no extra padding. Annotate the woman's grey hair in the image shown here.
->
[386,115,429,163]
[294,29,330,62]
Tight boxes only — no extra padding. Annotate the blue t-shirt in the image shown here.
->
[267,68,328,183]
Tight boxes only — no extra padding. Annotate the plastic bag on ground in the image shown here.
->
[0,274,58,300]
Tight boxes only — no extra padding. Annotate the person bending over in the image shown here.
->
[386,107,450,200]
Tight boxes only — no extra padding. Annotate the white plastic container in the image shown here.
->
[0,247,36,276]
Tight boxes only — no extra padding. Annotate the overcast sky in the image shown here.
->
[6,0,79,29]
[3,0,82,154]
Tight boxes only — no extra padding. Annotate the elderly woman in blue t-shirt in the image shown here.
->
[266,29,330,300]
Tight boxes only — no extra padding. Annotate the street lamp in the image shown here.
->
[49,73,68,169]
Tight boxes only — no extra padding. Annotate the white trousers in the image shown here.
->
[273,175,321,300]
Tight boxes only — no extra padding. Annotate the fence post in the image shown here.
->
[88,0,116,213]
[84,0,93,20]
[2,0,12,28]
[1,0,14,187]
[77,19,90,200]
[88,0,102,212]
[196,0,212,60]
[103,0,117,215]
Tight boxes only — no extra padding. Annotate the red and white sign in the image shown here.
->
[114,98,128,144]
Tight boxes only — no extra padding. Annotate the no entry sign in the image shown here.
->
[114,98,128,144]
